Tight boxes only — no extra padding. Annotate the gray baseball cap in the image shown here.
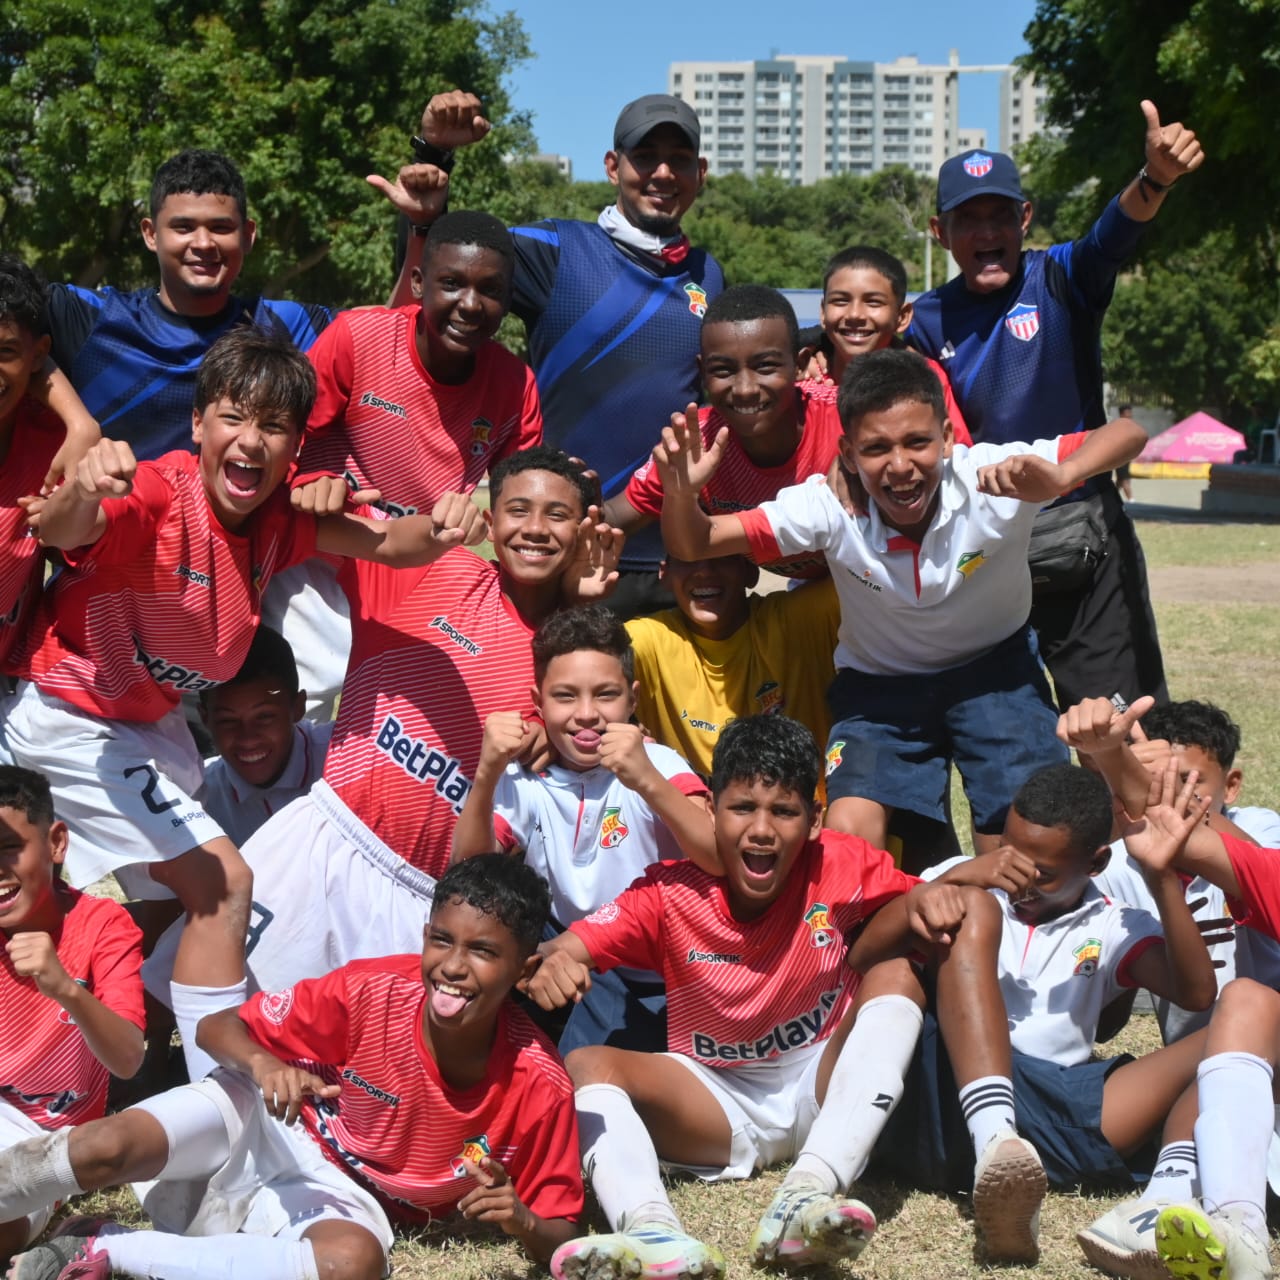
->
[613,94,701,152]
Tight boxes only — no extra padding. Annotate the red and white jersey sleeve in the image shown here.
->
[323,549,537,878]
[299,306,542,516]
[571,831,915,1067]
[623,385,842,579]
[240,956,581,1225]
[0,888,143,1129]
[1223,832,1280,943]
[19,452,317,721]
[921,355,973,448]
[0,399,63,671]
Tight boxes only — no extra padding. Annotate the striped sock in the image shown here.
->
[1143,1140,1198,1204]
[958,1075,1017,1157]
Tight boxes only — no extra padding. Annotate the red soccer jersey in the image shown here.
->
[570,832,917,1067]
[623,384,843,579]
[239,955,582,1226]
[19,452,317,722]
[299,306,542,516]
[323,549,537,877]
[0,887,144,1129]
[0,398,63,671]
[1223,832,1280,942]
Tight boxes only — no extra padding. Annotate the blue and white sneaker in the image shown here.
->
[1077,1195,1174,1280]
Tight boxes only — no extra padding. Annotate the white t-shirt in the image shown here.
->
[490,741,707,928]
[1095,804,1280,1042]
[736,436,1084,675]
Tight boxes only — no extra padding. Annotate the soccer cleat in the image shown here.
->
[551,1221,725,1280]
[749,1177,877,1267]
[7,1232,111,1280]
[1077,1196,1175,1280]
[1157,1203,1274,1280]
[971,1132,1047,1264]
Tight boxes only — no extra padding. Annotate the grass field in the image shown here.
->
[49,510,1280,1279]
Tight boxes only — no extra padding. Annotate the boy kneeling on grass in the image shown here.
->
[0,855,582,1280]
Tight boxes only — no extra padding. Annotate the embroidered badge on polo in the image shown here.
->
[1005,302,1040,341]
[684,282,708,317]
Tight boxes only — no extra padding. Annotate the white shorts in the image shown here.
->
[0,683,225,891]
[0,1098,58,1244]
[261,561,351,723]
[662,1041,826,1181]
[241,782,436,994]
[134,1068,392,1257]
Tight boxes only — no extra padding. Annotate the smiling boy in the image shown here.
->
[656,346,1147,855]
[0,855,582,1280]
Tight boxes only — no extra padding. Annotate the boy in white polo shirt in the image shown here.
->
[656,346,1147,855]
[451,605,716,1052]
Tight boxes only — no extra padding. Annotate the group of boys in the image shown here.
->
[0,72,1273,1280]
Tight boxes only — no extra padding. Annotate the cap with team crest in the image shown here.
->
[935,149,1025,213]
[613,94,701,153]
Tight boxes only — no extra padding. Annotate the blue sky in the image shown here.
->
[506,0,1039,179]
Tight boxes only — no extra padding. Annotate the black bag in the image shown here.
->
[1027,493,1108,594]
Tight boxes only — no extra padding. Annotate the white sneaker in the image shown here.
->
[972,1132,1047,1264]
[1157,1202,1274,1280]
[1077,1196,1174,1280]
[749,1177,877,1267]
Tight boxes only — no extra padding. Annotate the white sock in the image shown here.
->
[959,1075,1017,1158]
[0,1128,82,1219]
[1195,1051,1273,1239]
[105,1230,319,1280]
[1142,1140,1198,1204]
[171,979,247,1080]
[576,1082,680,1233]
[786,995,923,1193]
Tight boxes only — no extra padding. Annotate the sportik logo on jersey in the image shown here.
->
[804,902,835,948]
[684,283,708,317]
[692,988,841,1062]
[469,418,493,458]
[1004,303,1040,342]
[429,616,483,656]
[359,391,408,419]
[375,715,473,815]
[451,1134,491,1176]
[599,806,629,848]
[1072,937,1102,977]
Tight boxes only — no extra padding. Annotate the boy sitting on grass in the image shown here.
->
[0,855,582,1280]
[603,285,843,582]
[0,766,143,1267]
[656,345,1148,855]
[3,326,487,1079]
[452,605,715,1053]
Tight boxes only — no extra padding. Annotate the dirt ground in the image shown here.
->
[1146,561,1280,605]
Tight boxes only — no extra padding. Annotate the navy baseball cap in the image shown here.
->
[936,149,1025,213]
[613,95,701,153]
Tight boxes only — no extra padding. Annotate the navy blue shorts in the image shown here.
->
[872,1009,1148,1191]
[824,624,1068,834]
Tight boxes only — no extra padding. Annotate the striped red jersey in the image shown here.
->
[299,306,542,516]
[0,887,144,1129]
[571,831,917,1068]
[240,955,582,1225]
[0,399,63,671]
[324,549,536,877]
[18,452,317,722]
[623,383,844,580]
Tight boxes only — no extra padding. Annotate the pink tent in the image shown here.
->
[1138,411,1245,463]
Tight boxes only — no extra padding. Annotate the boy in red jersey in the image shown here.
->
[241,446,623,997]
[528,714,1019,1278]
[2,327,486,1080]
[0,767,143,1266]
[266,210,543,717]
[0,855,582,1280]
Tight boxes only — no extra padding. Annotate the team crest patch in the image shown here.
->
[469,417,493,458]
[584,900,620,926]
[805,902,835,948]
[451,1133,492,1177]
[825,740,845,777]
[754,680,784,714]
[963,151,994,178]
[956,551,987,580]
[684,282,708,317]
[1004,303,1040,342]
[599,806,630,848]
[260,987,295,1024]
[1072,938,1102,977]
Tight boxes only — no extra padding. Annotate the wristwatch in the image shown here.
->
[411,135,456,174]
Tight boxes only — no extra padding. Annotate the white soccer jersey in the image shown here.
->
[736,436,1086,675]
[1096,804,1280,1041]
[490,741,707,927]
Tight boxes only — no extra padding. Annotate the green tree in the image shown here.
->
[0,0,531,306]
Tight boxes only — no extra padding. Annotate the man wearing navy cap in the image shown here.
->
[908,101,1203,708]
[376,91,725,616]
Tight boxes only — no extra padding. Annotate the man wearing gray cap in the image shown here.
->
[907,101,1203,710]
[377,91,724,615]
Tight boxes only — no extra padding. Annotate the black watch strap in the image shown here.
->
[411,135,456,173]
